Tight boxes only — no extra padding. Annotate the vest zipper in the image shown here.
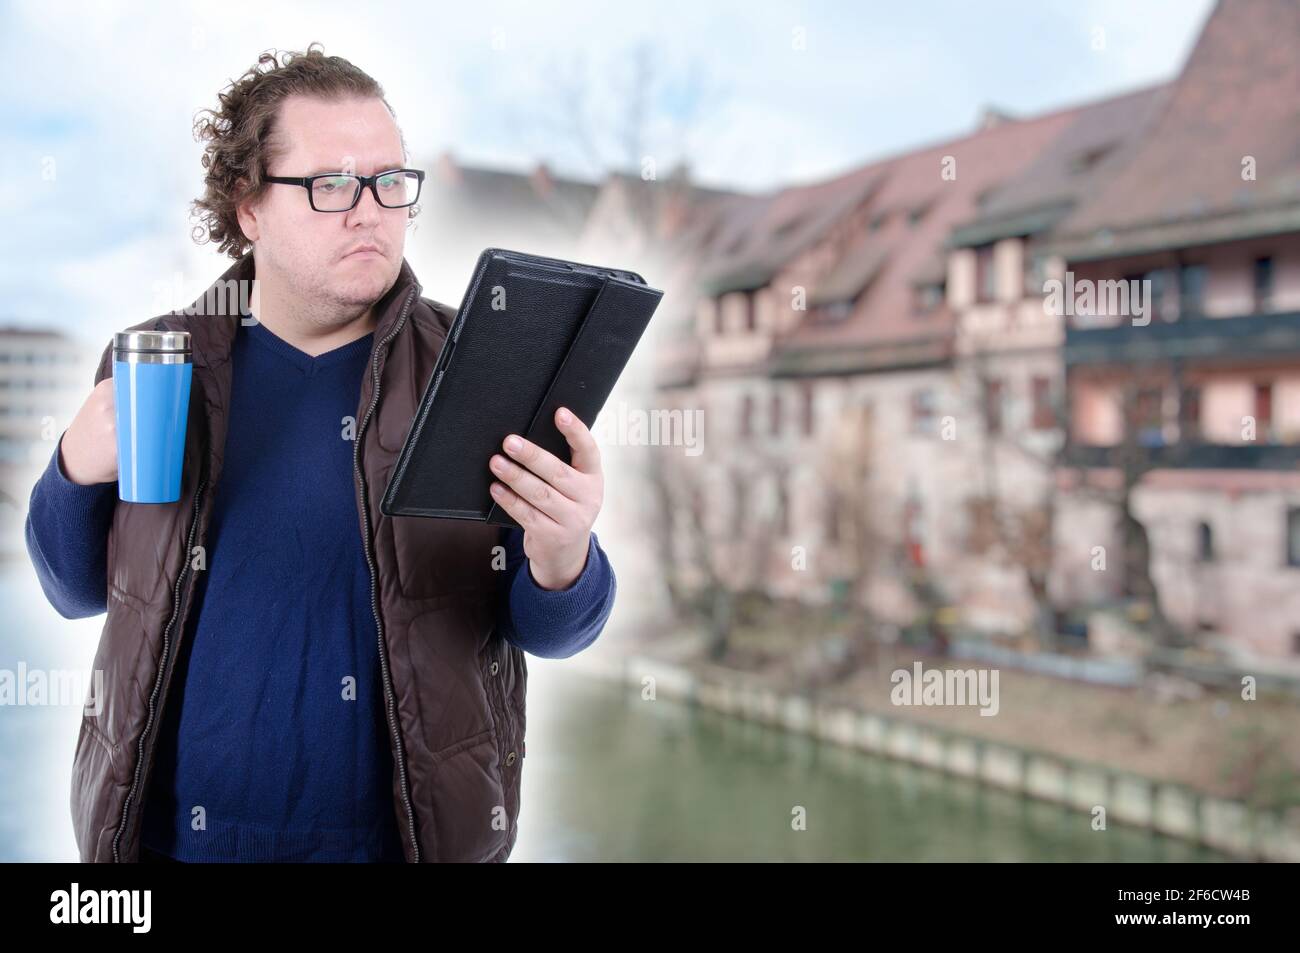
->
[109,285,421,862]
[354,285,421,862]
[112,472,208,862]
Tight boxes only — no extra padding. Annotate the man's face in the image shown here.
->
[240,94,410,324]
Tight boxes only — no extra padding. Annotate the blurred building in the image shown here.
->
[575,170,756,622]
[1045,0,1300,661]
[0,328,96,557]
[943,83,1169,636]
[641,0,1300,666]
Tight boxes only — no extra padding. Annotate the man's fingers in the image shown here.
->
[500,432,583,499]
[489,453,574,522]
[489,480,559,532]
[554,407,601,475]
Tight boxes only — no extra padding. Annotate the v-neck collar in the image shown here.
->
[242,316,374,374]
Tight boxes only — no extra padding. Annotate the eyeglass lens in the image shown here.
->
[310,171,420,211]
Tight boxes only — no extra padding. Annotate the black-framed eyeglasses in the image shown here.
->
[263,168,425,212]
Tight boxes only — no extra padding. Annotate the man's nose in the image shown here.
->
[346,183,383,225]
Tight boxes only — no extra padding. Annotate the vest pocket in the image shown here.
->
[430,726,494,765]
[71,715,121,862]
[81,717,119,757]
[427,731,511,862]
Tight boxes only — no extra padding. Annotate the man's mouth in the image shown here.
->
[343,245,383,260]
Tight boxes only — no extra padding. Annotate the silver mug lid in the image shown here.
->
[113,330,191,353]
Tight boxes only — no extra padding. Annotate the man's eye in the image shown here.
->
[377,175,398,189]
[315,177,350,192]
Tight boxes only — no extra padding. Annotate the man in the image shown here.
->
[24,45,617,863]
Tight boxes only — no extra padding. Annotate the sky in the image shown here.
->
[0,0,1216,344]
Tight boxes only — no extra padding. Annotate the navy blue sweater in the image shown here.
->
[24,318,616,862]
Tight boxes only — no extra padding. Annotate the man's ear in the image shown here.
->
[234,180,260,243]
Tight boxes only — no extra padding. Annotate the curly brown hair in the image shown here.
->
[190,42,413,259]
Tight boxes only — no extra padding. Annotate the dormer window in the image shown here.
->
[773,216,804,239]
[1069,142,1116,174]
[913,283,943,315]
[814,299,855,323]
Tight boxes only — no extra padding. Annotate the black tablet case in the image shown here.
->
[380,248,663,526]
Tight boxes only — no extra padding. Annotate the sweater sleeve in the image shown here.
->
[496,526,616,659]
[24,432,117,619]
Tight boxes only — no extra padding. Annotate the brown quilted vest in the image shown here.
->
[72,252,527,862]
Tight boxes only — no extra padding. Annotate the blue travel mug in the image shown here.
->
[113,330,192,503]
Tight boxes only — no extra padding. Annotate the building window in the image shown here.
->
[1144,269,1168,322]
[1255,383,1274,442]
[1023,252,1047,296]
[825,493,841,545]
[775,471,790,536]
[799,381,816,436]
[743,292,757,331]
[1070,142,1116,173]
[772,215,804,240]
[982,377,1004,436]
[910,389,937,434]
[1287,508,1300,568]
[1179,384,1202,442]
[691,485,707,527]
[913,283,943,315]
[714,305,725,335]
[1134,386,1166,446]
[1030,376,1055,430]
[1254,257,1274,312]
[965,498,997,554]
[769,390,782,436]
[975,244,996,303]
[1196,521,1214,562]
[732,472,748,535]
[903,495,925,568]
[814,299,854,323]
[1178,263,1206,319]
[739,394,754,437]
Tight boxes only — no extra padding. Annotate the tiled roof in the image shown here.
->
[772,106,1084,360]
[949,84,1170,248]
[809,245,889,306]
[1051,0,1300,260]
[694,172,886,295]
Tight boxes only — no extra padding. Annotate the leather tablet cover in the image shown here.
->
[380,248,663,525]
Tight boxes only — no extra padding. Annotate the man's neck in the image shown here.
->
[246,266,377,356]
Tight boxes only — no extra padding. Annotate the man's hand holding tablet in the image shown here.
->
[488,406,604,591]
